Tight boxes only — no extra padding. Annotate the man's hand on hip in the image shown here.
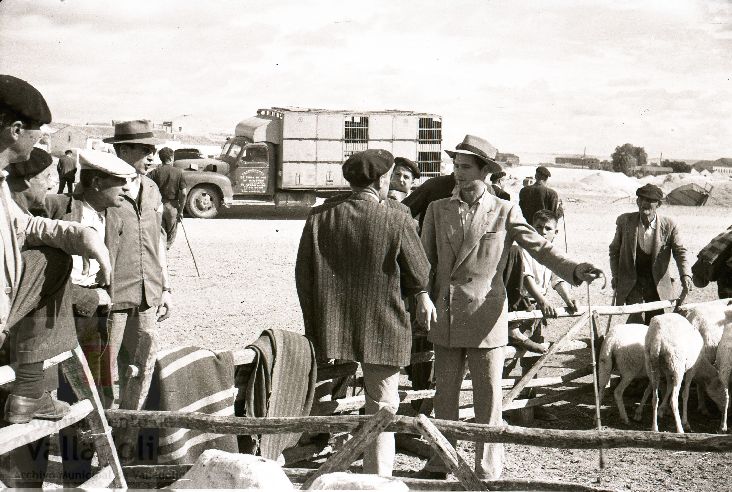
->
[415,292,437,332]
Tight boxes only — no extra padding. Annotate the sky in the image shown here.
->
[1,0,731,161]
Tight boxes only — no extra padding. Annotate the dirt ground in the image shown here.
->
[162,197,730,491]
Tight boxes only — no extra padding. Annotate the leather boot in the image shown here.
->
[4,392,71,424]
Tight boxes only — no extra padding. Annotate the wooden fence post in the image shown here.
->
[301,407,396,490]
[414,414,488,491]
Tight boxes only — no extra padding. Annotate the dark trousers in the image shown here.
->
[0,247,76,488]
[58,308,109,486]
[624,277,663,325]
[161,200,180,249]
[57,178,74,194]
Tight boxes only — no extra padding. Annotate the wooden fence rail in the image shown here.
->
[105,410,732,453]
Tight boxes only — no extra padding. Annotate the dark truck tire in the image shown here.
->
[186,185,222,219]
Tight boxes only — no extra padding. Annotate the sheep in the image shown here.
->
[644,313,725,433]
[597,323,651,424]
[684,303,730,417]
[712,303,732,432]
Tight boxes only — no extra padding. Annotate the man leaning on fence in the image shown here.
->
[609,184,692,324]
[0,75,112,487]
[295,149,436,477]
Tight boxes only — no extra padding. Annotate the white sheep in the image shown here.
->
[644,313,724,433]
[711,302,732,432]
[597,323,651,424]
[684,303,729,417]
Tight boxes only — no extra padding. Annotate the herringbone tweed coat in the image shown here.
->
[295,191,430,367]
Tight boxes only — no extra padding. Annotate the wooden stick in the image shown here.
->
[0,350,73,385]
[502,313,590,407]
[79,465,115,489]
[414,414,487,491]
[312,389,436,415]
[503,384,593,411]
[103,410,732,452]
[301,407,396,490]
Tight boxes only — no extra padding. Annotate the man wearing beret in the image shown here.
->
[518,165,563,224]
[419,135,602,479]
[296,149,436,476]
[609,183,692,324]
[387,156,420,201]
[44,150,135,485]
[6,147,55,215]
[0,75,112,486]
[103,120,173,409]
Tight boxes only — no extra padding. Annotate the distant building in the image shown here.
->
[554,154,600,167]
[693,158,732,174]
[629,165,672,176]
[496,152,519,166]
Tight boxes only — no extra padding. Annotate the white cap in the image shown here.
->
[78,149,136,178]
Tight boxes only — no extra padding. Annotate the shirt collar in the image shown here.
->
[639,213,657,229]
[450,184,488,207]
[351,188,381,203]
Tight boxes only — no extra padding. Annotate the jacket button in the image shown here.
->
[467,277,472,282]
[468,299,473,303]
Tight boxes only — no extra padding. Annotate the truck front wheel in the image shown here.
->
[186,185,222,219]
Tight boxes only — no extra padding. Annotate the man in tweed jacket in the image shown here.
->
[296,149,435,476]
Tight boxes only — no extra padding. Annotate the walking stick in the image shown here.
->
[586,273,607,472]
[179,218,201,277]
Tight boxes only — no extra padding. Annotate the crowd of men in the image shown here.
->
[1,73,730,485]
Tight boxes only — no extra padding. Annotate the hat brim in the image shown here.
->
[102,136,165,145]
[636,192,663,202]
[445,149,502,173]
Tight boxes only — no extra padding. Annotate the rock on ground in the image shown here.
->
[170,449,293,489]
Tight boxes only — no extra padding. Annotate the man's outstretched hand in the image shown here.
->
[574,263,606,285]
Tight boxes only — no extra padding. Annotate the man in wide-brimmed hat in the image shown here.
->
[103,120,174,412]
[403,135,502,229]
[609,183,692,324]
[518,165,563,224]
[418,134,603,480]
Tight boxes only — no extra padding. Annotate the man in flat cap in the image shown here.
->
[44,150,135,485]
[387,156,420,202]
[609,183,691,324]
[148,146,187,249]
[296,149,435,476]
[519,165,563,224]
[692,225,732,300]
[419,135,602,479]
[6,147,55,215]
[103,120,173,412]
[0,75,112,487]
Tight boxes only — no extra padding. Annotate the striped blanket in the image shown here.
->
[144,346,239,465]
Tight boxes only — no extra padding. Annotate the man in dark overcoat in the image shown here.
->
[518,166,563,224]
[295,149,435,476]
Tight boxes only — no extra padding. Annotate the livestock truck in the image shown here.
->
[176,107,442,218]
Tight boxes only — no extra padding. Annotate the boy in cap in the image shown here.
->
[0,75,112,486]
[518,165,563,224]
[419,135,602,479]
[296,149,435,476]
[45,150,135,485]
[6,147,55,215]
[387,156,420,201]
[609,183,692,324]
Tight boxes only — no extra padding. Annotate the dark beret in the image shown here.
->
[490,171,506,183]
[6,147,53,178]
[636,183,664,202]
[536,166,551,178]
[0,75,52,124]
[342,149,394,187]
[394,157,421,179]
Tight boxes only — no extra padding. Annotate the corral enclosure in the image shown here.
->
[162,186,731,490]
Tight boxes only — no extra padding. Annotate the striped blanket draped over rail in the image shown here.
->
[144,346,239,465]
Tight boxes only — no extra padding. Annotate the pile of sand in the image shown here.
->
[577,171,640,196]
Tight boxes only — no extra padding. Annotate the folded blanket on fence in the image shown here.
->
[143,346,239,465]
[235,329,317,460]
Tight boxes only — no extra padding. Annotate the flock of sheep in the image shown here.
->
[597,301,732,434]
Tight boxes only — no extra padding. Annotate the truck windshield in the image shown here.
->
[222,141,244,160]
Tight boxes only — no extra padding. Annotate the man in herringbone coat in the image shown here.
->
[296,149,435,476]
